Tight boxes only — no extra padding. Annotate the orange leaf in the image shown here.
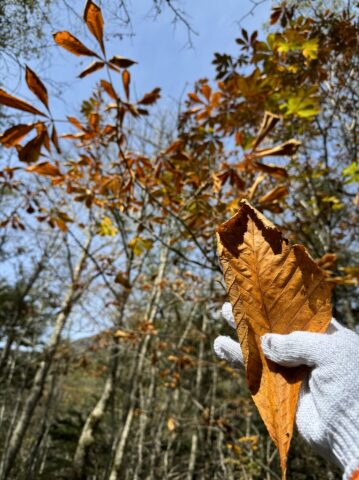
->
[201,83,211,100]
[100,80,117,100]
[0,89,46,116]
[122,69,130,99]
[67,116,85,130]
[27,162,62,177]
[25,66,49,110]
[84,0,105,53]
[217,200,332,478]
[0,124,35,147]
[78,60,105,78]
[188,92,203,104]
[53,31,99,57]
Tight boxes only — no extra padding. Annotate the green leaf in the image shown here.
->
[343,162,359,183]
[281,95,320,118]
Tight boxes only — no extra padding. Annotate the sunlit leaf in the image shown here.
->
[84,0,105,53]
[0,124,35,147]
[0,89,46,116]
[53,31,99,57]
[26,162,62,177]
[97,216,118,236]
[122,69,130,99]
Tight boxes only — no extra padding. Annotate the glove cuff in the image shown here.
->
[331,413,359,479]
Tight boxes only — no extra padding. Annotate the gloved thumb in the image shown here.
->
[261,331,328,367]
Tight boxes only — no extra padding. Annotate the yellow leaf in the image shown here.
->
[167,417,177,431]
[302,38,319,60]
[97,216,118,236]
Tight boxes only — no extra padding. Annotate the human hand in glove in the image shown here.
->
[214,303,359,480]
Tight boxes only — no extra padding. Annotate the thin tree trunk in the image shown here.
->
[187,313,208,479]
[108,245,169,480]
[0,235,91,480]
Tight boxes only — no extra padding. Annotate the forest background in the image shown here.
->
[0,0,358,479]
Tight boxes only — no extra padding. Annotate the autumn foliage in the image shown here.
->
[0,1,357,479]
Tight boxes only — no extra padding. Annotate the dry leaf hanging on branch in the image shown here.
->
[216,200,332,479]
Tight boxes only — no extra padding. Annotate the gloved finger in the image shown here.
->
[222,302,236,329]
[326,317,344,334]
[261,331,329,367]
[214,336,244,365]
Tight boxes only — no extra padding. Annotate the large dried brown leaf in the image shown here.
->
[0,89,46,116]
[217,200,332,478]
[25,66,49,110]
[84,0,105,53]
[53,31,99,57]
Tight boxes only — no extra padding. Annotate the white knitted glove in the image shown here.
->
[214,303,359,480]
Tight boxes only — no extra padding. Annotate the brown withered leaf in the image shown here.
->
[252,112,280,150]
[0,89,46,117]
[109,55,137,69]
[253,160,288,178]
[138,87,161,105]
[253,139,301,158]
[51,126,61,154]
[78,60,105,78]
[26,162,62,177]
[17,129,47,163]
[84,0,105,53]
[0,124,35,147]
[100,80,117,100]
[259,185,288,204]
[25,66,49,110]
[217,200,332,479]
[53,31,99,58]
